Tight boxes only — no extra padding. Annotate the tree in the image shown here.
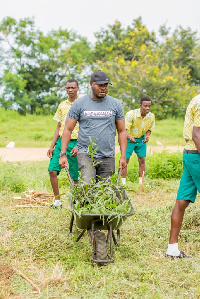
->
[93,19,199,119]
[97,43,198,119]
[93,17,157,62]
[0,17,91,114]
[159,25,200,85]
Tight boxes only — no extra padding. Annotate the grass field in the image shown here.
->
[0,154,200,298]
[0,108,185,147]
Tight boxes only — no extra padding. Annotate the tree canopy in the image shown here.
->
[0,17,91,114]
[0,16,199,118]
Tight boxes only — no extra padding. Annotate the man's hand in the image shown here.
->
[70,146,78,157]
[129,136,136,143]
[143,136,149,143]
[119,156,126,170]
[59,156,68,168]
[47,146,54,158]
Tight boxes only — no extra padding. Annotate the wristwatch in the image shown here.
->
[60,151,66,157]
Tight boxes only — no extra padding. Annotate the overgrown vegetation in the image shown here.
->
[0,159,200,298]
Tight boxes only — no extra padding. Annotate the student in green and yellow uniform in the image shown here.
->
[47,79,79,208]
[166,94,200,258]
[121,97,155,185]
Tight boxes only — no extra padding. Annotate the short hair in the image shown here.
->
[66,78,79,87]
[140,96,151,104]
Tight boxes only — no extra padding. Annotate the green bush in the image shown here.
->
[123,151,183,182]
[147,151,183,179]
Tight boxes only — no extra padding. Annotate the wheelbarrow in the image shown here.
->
[65,166,135,265]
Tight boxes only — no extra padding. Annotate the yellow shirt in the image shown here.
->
[184,94,200,150]
[53,99,79,139]
[125,108,155,138]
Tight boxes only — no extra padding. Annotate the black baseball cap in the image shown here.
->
[90,70,112,85]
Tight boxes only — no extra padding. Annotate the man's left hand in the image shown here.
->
[119,156,126,169]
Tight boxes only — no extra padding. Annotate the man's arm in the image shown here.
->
[192,126,200,153]
[47,123,61,158]
[116,119,127,169]
[59,118,78,166]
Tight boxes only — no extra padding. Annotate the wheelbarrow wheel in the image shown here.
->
[94,231,107,263]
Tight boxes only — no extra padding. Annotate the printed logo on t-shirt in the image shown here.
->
[84,111,112,117]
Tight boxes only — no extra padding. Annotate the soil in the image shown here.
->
[0,263,15,280]
[0,145,184,162]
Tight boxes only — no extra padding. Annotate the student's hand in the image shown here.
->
[47,146,54,158]
[143,136,149,143]
[59,156,68,168]
[70,146,78,157]
[129,136,136,143]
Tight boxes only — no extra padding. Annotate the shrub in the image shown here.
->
[118,151,183,182]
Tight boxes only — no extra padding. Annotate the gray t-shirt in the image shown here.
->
[67,94,124,158]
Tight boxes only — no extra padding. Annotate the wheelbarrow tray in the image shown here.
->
[69,201,134,230]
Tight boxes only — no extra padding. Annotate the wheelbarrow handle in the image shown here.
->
[116,168,122,185]
[64,166,74,188]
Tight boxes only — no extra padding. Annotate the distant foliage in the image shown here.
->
[0,17,91,115]
[95,19,199,118]
[0,17,199,118]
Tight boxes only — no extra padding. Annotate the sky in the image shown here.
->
[1,0,200,42]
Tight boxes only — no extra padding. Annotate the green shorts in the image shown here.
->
[177,152,200,203]
[48,137,79,181]
[126,136,146,159]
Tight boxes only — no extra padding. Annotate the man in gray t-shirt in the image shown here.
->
[59,71,127,183]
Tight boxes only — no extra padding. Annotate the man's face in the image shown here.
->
[65,82,79,98]
[90,82,108,99]
[140,101,151,116]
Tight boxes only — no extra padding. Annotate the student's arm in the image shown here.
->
[143,130,151,143]
[192,126,200,153]
[47,122,61,158]
[126,131,136,143]
[143,116,155,143]
[125,111,136,142]
[59,118,77,166]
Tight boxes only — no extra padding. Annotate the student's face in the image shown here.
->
[90,82,108,99]
[65,82,79,98]
[140,101,151,116]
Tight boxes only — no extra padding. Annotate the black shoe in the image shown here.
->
[50,203,62,209]
[166,251,191,259]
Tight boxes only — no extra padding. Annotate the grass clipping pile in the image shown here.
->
[69,179,132,223]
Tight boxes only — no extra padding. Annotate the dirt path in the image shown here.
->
[0,145,184,162]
